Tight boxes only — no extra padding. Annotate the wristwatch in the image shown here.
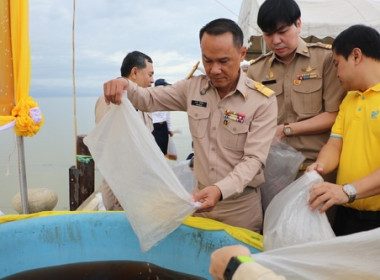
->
[224,256,254,280]
[342,184,357,203]
[283,123,292,136]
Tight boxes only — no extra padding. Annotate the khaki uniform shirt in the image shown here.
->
[247,38,345,160]
[126,71,277,199]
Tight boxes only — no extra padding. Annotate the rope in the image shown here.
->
[212,0,239,18]
[72,0,78,168]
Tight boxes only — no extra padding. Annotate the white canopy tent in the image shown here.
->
[238,0,380,47]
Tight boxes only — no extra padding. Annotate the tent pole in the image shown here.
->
[17,135,29,214]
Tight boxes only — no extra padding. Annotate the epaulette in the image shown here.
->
[249,51,272,65]
[306,42,332,49]
[246,79,274,97]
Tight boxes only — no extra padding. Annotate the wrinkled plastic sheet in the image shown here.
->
[260,140,305,212]
[258,171,380,279]
[84,96,199,252]
[255,227,380,279]
[264,171,335,250]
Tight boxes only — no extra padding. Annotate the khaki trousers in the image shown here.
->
[193,187,263,233]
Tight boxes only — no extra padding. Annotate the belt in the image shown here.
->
[345,207,380,221]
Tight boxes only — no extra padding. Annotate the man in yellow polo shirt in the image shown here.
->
[307,25,380,236]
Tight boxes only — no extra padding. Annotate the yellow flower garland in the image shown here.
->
[11,96,44,137]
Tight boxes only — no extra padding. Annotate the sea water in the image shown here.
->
[0,96,192,214]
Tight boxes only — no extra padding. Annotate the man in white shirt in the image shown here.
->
[152,78,173,155]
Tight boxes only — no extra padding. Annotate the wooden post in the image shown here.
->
[69,135,94,210]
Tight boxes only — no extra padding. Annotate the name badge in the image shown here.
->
[262,79,276,85]
[191,100,207,107]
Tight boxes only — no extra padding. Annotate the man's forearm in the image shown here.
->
[287,111,338,136]
[315,138,341,174]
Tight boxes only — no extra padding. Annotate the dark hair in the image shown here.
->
[120,51,153,77]
[199,18,243,48]
[257,0,301,33]
[332,25,380,61]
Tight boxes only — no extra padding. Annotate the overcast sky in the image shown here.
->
[29,0,243,97]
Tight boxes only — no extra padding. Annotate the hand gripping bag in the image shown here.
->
[254,171,380,279]
[263,171,335,250]
[84,96,199,252]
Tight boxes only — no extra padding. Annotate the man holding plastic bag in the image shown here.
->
[308,25,380,236]
[103,18,277,232]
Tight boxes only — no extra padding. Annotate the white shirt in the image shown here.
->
[152,111,171,130]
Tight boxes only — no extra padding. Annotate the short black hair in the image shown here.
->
[332,24,380,61]
[257,0,301,33]
[120,51,153,77]
[199,18,243,48]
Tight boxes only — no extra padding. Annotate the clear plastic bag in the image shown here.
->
[84,96,199,252]
[255,227,380,279]
[263,171,335,250]
[171,160,197,194]
[260,140,305,212]
[256,171,380,279]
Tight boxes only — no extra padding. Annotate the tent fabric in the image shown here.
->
[0,0,43,136]
[238,0,380,45]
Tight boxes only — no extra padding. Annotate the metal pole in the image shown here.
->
[16,135,29,214]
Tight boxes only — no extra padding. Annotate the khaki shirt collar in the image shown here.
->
[208,69,247,100]
[235,70,249,99]
[268,37,308,66]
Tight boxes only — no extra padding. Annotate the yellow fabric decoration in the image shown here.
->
[0,211,264,251]
[12,96,44,136]
[0,0,43,136]
[183,216,263,251]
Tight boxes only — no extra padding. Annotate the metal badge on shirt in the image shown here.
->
[262,70,276,85]
[223,109,245,125]
[294,65,318,85]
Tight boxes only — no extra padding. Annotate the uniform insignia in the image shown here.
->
[253,82,274,97]
[223,109,245,123]
[191,100,207,107]
[307,42,332,49]
[200,82,210,95]
[262,71,276,85]
[302,66,316,72]
[294,79,301,85]
[298,72,318,80]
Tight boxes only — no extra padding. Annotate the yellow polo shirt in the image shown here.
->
[331,83,380,211]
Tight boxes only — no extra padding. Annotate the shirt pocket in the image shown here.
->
[292,78,323,116]
[188,107,210,138]
[221,120,249,151]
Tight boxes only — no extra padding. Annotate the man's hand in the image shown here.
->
[306,162,325,175]
[193,185,221,212]
[103,78,129,105]
[275,124,285,140]
[309,182,349,213]
[209,245,251,280]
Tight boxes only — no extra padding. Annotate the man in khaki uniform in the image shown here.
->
[247,0,346,181]
[95,50,154,210]
[103,18,278,232]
